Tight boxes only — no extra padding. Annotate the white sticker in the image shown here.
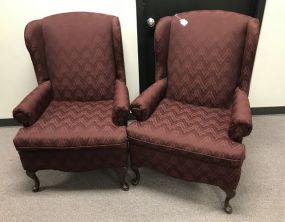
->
[175,14,189,27]
[180,19,188,26]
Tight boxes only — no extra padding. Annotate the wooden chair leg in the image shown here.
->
[114,167,129,191]
[131,166,140,186]
[222,189,236,214]
[26,171,40,192]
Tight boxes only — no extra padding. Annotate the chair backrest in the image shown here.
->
[25,12,125,101]
[154,10,260,108]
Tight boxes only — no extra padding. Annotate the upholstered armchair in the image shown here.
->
[127,10,259,213]
[13,12,130,191]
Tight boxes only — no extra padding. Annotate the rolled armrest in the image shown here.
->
[13,81,52,127]
[112,79,130,126]
[131,78,167,121]
[228,87,252,142]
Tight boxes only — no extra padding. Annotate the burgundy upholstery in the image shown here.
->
[13,81,52,127]
[24,20,49,83]
[19,148,128,172]
[43,13,116,101]
[167,11,252,108]
[154,17,172,80]
[129,11,259,193]
[239,19,260,94]
[13,12,129,174]
[112,80,130,126]
[229,88,252,142]
[15,101,127,171]
[129,98,245,165]
[131,78,167,121]
[14,101,127,149]
[130,144,241,190]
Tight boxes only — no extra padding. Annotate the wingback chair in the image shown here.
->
[13,12,130,191]
[127,10,260,213]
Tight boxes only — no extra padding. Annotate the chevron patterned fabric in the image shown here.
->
[167,11,253,108]
[14,12,129,174]
[128,98,245,166]
[239,18,260,94]
[24,20,49,84]
[131,78,167,121]
[229,87,252,142]
[14,100,127,148]
[112,80,130,126]
[130,143,241,190]
[13,81,52,127]
[129,10,260,192]
[42,13,116,101]
[154,16,172,81]
[112,17,126,82]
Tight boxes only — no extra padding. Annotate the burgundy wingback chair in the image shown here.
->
[13,12,130,191]
[127,10,259,213]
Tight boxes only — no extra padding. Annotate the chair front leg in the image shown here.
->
[114,167,129,191]
[221,188,236,214]
[26,171,40,192]
[130,166,140,186]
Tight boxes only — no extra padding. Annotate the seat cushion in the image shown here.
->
[127,99,245,165]
[14,100,127,149]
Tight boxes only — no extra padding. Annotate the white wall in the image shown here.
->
[0,0,285,119]
[250,0,285,107]
[0,0,139,118]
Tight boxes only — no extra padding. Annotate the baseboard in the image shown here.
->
[251,106,285,115]
[1,107,284,127]
[0,118,20,126]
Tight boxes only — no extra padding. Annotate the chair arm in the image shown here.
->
[131,78,167,121]
[112,80,130,126]
[228,87,252,142]
[13,81,52,127]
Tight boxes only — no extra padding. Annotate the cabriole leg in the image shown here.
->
[131,166,140,186]
[114,167,129,191]
[223,189,236,214]
[26,171,40,192]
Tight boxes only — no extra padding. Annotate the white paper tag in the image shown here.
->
[175,14,189,27]
[180,19,188,26]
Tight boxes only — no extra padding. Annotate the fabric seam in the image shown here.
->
[128,136,244,162]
